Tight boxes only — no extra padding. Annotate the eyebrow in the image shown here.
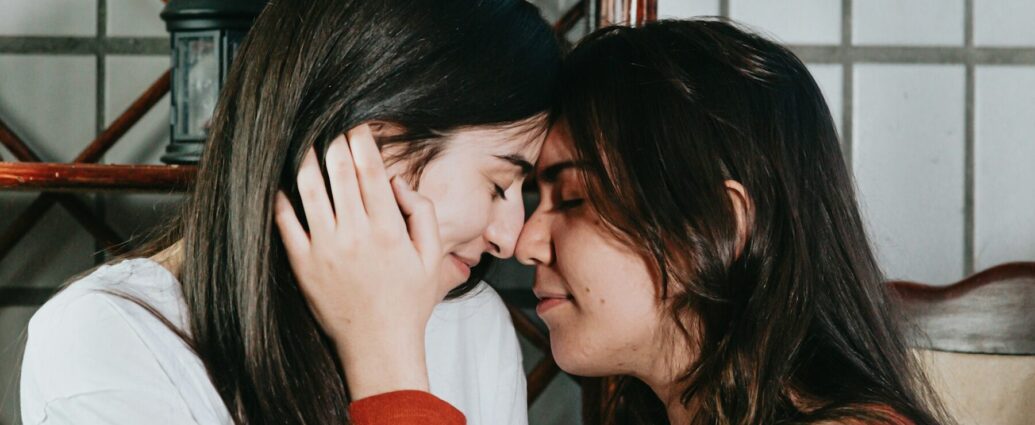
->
[537,160,589,183]
[493,154,534,176]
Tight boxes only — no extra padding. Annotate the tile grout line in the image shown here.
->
[841,0,853,171]
[94,0,108,265]
[3,40,1035,64]
[963,0,976,276]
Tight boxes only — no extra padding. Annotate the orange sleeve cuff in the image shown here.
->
[349,390,465,425]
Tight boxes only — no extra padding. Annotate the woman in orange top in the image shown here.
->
[287,18,956,425]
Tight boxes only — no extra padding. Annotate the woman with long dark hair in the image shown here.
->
[293,18,954,424]
[514,19,952,424]
[20,0,559,424]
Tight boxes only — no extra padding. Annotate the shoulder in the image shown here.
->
[31,258,185,330]
[22,258,189,399]
[428,282,516,338]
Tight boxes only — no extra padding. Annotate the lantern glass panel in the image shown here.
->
[174,31,220,141]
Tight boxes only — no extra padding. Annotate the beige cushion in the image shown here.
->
[915,349,1035,425]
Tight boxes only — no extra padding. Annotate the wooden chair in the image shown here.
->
[889,262,1035,425]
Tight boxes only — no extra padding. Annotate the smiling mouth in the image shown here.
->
[534,290,574,315]
[449,254,478,280]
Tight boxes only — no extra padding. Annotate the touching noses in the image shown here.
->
[515,204,551,266]
[484,193,527,259]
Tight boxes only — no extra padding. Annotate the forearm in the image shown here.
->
[336,330,429,400]
[349,390,465,425]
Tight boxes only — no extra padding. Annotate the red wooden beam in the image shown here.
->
[0,163,195,193]
[636,0,657,24]
[527,356,562,406]
[554,0,587,35]
[0,119,41,162]
[506,301,550,352]
[0,117,131,257]
[0,69,172,261]
[0,196,55,262]
[59,194,133,255]
[74,70,171,163]
[595,0,658,27]
[888,262,1035,354]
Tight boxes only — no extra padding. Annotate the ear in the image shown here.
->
[724,180,754,259]
[362,120,409,178]
[365,120,407,139]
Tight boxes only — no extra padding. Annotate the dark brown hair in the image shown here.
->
[554,19,949,425]
[126,0,559,423]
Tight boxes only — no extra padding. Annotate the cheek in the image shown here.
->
[550,293,660,377]
[547,223,662,376]
[418,176,492,248]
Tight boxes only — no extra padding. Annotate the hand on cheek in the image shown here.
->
[274,124,445,399]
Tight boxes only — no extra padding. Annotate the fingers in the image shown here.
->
[297,147,336,237]
[325,134,364,228]
[274,191,311,264]
[347,125,406,231]
[392,177,442,267]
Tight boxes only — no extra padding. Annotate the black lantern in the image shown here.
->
[160,0,266,164]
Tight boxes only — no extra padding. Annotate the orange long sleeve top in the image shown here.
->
[349,390,465,425]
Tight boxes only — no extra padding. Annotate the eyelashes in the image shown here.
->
[555,198,584,211]
[492,184,508,200]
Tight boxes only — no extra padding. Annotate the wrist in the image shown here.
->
[338,334,430,400]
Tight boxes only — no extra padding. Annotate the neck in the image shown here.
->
[635,333,696,424]
[641,377,693,425]
[150,240,184,279]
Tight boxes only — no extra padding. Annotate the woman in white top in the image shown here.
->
[20,0,560,423]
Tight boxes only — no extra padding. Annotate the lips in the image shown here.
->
[533,287,573,315]
[449,254,479,280]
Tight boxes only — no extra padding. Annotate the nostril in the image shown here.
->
[489,241,502,255]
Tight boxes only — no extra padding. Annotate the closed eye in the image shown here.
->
[493,184,508,200]
[555,198,584,210]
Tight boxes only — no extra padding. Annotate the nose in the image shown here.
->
[483,191,527,259]
[516,203,552,266]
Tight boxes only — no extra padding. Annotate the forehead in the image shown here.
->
[537,121,576,170]
[444,114,548,159]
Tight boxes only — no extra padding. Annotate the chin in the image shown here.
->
[434,272,463,295]
[550,336,618,377]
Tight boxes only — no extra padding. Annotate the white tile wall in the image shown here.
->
[853,0,964,46]
[104,55,169,165]
[0,54,97,286]
[533,0,584,25]
[0,0,96,36]
[974,0,1035,46]
[102,55,184,240]
[806,63,844,136]
[659,0,720,19]
[0,199,97,288]
[532,0,588,43]
[0,55,97,162]
[0,57,100,425]
[107,0,168,37]
[974,66,1035,270]
[0,140,12,161]
[730,0,841,45]
[853,64,966,284]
